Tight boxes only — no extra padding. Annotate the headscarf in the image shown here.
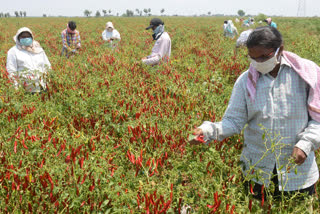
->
[13,27,43,54]
[152,24,165,40]
[226,20,234,33]
[106,22,114,30]
[266,18,272,25]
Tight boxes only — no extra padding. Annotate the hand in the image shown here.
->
[292,147,307,165]
[188,128,204,145]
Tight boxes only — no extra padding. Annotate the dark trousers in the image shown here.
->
[244,165,315,201]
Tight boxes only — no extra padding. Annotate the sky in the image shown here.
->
[1,0,319,17]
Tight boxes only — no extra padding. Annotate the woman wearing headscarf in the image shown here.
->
[102,22,121,48]
[224,20,238,39]
[6,27,51,93]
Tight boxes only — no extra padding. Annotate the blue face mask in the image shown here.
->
[153,25,161,35]
[20,37,33,46]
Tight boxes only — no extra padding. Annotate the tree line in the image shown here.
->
[0,11,27,18]
[84,8,165,17]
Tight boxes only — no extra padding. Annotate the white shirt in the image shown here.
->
[236,29,253,47]
[102,29,121,41]
[142,32,171,66]
[6,46,51,93]
[199,57,320,191]
[224,26,238,38]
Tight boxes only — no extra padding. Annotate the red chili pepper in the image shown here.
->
[250,183,254,195]
[14,141,17,153]
[28,202,32,212]
[21,139,28,149]
[81,174,87,185]
[230,205,235,214]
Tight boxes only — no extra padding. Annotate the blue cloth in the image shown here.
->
[270,22,277,28]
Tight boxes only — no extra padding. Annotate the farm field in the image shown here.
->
[0,17,320,213]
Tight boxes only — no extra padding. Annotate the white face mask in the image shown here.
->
[249,47,280,74]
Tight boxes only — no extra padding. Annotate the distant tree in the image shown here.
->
[102,10,107,16]
[20,11,23,17]
[143,8,148,16]
[95,10,101,17]
[136,9,140,16]
[160,8,165,15]
[0,13,3,18]
[255,13,267,21]
[43,14,47,17]
[23,11,26,17]
[237,9,245,16]
[108,10,112,15]
[125,9,134,17]
[208,11,211,16]
[84,10,92,17]
[117,12,119,16]
[14,11,19,17]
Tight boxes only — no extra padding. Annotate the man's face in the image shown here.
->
[107,27,113,32]
[152,25,159,31]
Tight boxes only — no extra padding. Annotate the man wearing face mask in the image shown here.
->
[190,27,320,203]
[142,18,171,66]
[61,21,81,58]
[6,27,51,93]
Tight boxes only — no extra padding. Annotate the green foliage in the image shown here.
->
[0,16,320,213]
[255,13,267,22]
[238,10,245,17]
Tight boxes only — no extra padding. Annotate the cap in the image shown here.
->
[146,18,164,30]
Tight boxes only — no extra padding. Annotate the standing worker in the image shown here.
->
[142,18,171,66]
[190,26,320,206]
[6,27,51,93]
[61,21,81,58]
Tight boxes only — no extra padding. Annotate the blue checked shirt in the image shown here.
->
[199,57,320,191]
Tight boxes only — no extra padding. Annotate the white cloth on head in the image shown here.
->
[13,27,43,54]
[106,22,114,29]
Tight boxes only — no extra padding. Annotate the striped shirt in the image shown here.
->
[199,56,320,191]
[61,29,81,50]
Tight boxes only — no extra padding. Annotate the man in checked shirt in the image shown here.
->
[191,27,320,205]
[61,21,81,58]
